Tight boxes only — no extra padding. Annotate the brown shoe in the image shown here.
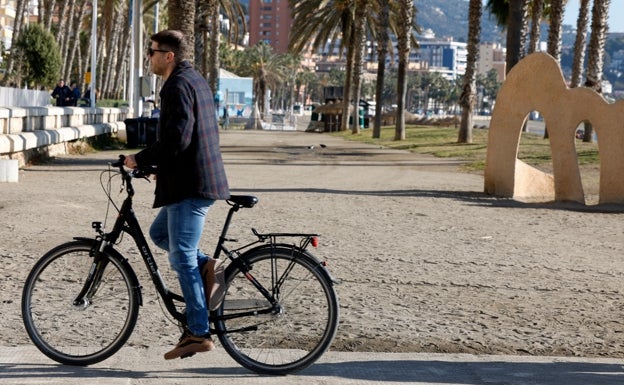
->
[164,332,215,360]
[201,259,226,311]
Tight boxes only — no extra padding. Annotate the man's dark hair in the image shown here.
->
[150,30,189,63]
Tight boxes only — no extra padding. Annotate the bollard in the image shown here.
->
[0,159,18,182]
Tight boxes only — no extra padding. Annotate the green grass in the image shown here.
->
[331,125,600,172]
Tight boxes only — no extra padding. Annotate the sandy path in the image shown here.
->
[1,130,623,358]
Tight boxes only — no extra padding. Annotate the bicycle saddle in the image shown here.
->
[228,195,258,208]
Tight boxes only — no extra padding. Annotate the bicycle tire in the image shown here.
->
[214,246,339,375]
[21,239,141,366]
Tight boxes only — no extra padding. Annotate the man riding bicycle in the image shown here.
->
[123,29,229,360]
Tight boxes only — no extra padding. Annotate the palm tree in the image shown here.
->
[372,0,390,139]
[219,40,243,72]
[42,0,55,31]
[546,0,565,61]
[195,0,247,95]
[582,0,610,143]
[506,0,529,73]
[239,42,286,119]
[208,1,221,95]
[394,0,414,140]
[169,0,196,61]
[486,0,529,73]
[527,0,544,54]
[570,0,591,88]
[295,68,317,106]
[54,0,71,46]
[63,0,90,83]
[289,0,356,131]
[282,53,302,117]
[289,0,419,134]
[350,0,371,134]
[59,0,77,79]
[112,12,132,100]
[541,0,565,139]
[2,0,27,85]
[458,0,482,144]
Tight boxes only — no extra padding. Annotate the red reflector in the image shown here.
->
[311,237,319,248]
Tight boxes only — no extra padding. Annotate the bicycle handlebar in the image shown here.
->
[109,155,158,197]
[111,155,157,179]
[111,155,125,169]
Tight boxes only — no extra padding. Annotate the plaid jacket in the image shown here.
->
[135,61,230,207]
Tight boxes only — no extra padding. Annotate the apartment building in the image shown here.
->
[0,0,38,50]
[0,0,15,49]
[413,39,468,80]
[248,0,293,54]
[477,42,506,82]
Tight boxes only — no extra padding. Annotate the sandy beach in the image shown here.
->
[1,129,623,358]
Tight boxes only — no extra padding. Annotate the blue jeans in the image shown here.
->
[149,198,215,336]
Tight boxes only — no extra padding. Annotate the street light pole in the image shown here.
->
[130,0,143,117]
[89,0,97,107]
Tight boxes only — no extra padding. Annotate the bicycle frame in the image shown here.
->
[76,160,324,332]
[85,170,188,324]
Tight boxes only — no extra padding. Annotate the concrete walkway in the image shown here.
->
[1,345,623,384]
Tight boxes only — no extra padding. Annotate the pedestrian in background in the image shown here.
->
[51,79,71,106]
[70,81,81,106]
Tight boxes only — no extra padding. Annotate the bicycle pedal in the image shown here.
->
[180,352,196,359]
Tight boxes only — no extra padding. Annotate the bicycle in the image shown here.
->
[21,155,340,375]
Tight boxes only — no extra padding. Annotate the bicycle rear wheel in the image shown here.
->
[21,240,140,366]
[214,246,339,375]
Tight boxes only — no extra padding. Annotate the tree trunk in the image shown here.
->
[543,0,565,139]
[112,13,131,100]
[570,0,591,88]
[102,10,123,98]
[341,24,355,132]
[505,0,529,73]
[195,0,208,75]
[208,0,220,96]
[373,0,390,139]
[66,0,90,87]
[43,0,55,32]
[169,0,196,62]
[458,0,482,144]
[583,0,610,143]
[351,0,369,135]
[395,0,413,141]
[54,0,70,45]
[60,0,77,79]
[3,0,26,85]
[527,0,544,54]
[546,0,564,61]
[81,16,93,93]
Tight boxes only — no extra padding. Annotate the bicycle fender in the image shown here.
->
[240,244,338,285]
[72,237,144,306]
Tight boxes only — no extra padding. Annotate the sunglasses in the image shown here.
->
[147,47,170,57]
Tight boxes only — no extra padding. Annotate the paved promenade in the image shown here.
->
[2,345,624,384]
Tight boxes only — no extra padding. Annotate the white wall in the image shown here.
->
[0,86,52,107]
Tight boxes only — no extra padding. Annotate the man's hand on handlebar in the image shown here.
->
[123,154,138,169]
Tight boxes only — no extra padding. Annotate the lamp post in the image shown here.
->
[89,0,97,107]
[125,0,144,116]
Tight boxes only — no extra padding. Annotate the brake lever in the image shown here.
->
[130,169,152,182]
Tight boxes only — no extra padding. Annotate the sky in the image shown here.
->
[563,0,624,33]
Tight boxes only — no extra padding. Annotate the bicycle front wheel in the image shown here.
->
[214,246,339,375]
[21,240,141,366]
